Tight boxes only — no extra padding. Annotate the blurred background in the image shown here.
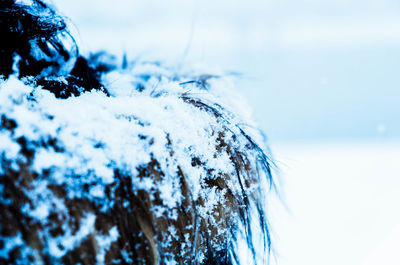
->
[53,0,400,264]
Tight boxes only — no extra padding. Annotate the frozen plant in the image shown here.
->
[0,1,276,264]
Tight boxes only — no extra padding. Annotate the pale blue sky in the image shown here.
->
[55,0,400,141]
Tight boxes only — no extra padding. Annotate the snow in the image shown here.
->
[0,233,24,259]
[47,213,96,258]
[0,58,272,263]
[362,221,400,265]
[5,1,397,264]
[0,133,20,172]
[95,226,119,264]
[270,140,400,265]
[52,0,400,142]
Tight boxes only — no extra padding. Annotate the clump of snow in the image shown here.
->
[47,213,96,258]
[0,233,24,259]
[96,226,119,264]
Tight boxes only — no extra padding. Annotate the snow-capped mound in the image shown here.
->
[0,1,275,264]
[1,64,274,264]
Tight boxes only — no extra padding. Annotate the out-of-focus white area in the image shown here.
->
[51,0,400,264]
[270,140,400,265]
[363,221,400,265]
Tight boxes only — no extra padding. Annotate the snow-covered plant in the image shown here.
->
[0,1,276,264]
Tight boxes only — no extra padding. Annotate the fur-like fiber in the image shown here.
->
[0,1,275,264]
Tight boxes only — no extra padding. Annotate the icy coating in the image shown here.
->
[0,61,274,264]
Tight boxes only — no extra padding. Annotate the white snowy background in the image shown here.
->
[53,0,400,264]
